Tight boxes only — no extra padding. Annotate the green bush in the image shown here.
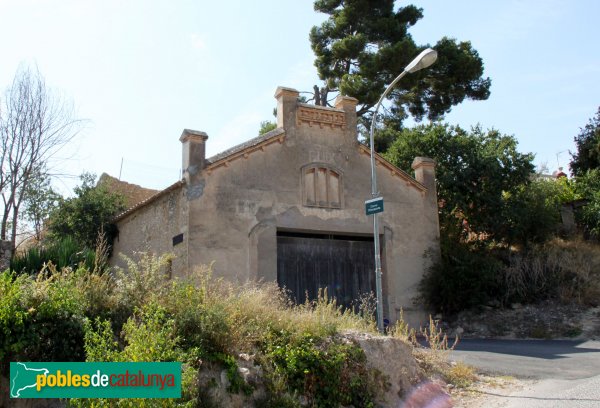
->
[262,334,376,408]
[46,173,125,251]
[421,235,600,314]
[78,308,200,408]
[419,238,504,314]
[10,236,98,275]
[160,278,231,359]
[574,169,600,238]
[3,253,384,406]
[502,178,575,247]
[0,268,88,374]
[384,123,534,244]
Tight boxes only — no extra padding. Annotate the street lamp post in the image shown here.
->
[369,48,438,333]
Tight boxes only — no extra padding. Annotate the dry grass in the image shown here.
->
[155,263,379,353]
[113,255,476,391]
[389,308,417,344]
[390,314,475,389]
[411,317,456,379]
[214,281,377,351]
[445,361,477,389]
[505,238,600,305]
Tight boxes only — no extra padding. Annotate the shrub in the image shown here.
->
[502,177,574,247]
[2,253,391,406]
[574,169,600,238]
[0,267,88,374]
[46,172,125,251]
[261,334,377,408]
[76,304,199,407]
[10,236,98,275]
[444,361,477,389]
[115,252,174,312]
[421,233,600,314]
[84,302,186,363]
[419,238,503,314]
[384,123,534,244]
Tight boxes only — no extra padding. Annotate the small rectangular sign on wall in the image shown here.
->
[172,233,184,246]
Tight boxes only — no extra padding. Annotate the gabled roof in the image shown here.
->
[357,144,427,192]
[113,128,286,222]
[113,125,427,222]
[206,127,285,166]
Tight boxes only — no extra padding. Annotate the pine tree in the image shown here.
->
[310,0,491,127]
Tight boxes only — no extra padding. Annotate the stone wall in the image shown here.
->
[111,185,188,275]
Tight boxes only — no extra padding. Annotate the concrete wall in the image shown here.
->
[112,186,188,275]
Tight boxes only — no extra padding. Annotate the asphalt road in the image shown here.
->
[449,339,600,407]
[451,339,600,380]
[478,375,600,408]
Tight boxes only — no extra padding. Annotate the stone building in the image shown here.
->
[110,86,440,326]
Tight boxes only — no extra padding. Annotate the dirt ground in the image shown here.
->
[450,374,534,407]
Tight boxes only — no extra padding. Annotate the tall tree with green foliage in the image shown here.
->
[309,0,491,128]
[503,177,576,246]
[20,167,61,241]
[47,173,125,250]
[574,169,600,238]
[570,107,600,176]
[258,120,277,136]
[384,123,534,244]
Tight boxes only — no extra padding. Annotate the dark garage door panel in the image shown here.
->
[277,234,375,309]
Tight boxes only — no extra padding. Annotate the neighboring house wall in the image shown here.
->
[98,173,158,209]
[111,86,440,327]
[112,184,188,274]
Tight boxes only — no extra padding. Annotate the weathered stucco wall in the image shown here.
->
[111,86,440,327]
[181,89,438,326]
[112,186,188,275]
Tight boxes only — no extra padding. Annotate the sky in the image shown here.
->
[0,0,598,194]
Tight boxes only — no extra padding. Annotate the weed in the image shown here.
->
[389,308,417,344]
[420,315,458,352]
[445,362,477,388]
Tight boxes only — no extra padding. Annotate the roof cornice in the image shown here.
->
[357,144,427,192]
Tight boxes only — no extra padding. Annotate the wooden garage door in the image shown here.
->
[277,231,376,310]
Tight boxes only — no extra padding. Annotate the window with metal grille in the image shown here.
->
[303,165,342,208]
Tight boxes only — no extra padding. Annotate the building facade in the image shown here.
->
[111,86,440,326]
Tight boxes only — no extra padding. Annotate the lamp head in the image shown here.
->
[404,48,438,74]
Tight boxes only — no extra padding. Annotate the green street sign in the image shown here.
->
[365,197,384,215]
